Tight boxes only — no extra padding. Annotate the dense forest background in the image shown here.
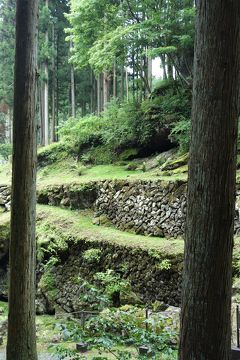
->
[0,0,195,162]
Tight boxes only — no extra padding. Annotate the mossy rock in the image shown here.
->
[93,215,112,227]
[120,148,139,161]
[171,164,188,174]
[161,153,189,171]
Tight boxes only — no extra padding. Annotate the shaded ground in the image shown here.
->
[0,352,58,360]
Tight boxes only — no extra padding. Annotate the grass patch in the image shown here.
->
[36,205,184,257]
[0,205,184,257]
[0,154,189,188]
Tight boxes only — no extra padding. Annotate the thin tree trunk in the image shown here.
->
[6,108,11,143]
[7,0,38,359]
[179,2,240,359]
[132,53,135,100]
[103,71,109,108]
[51,23,56,142]
[161,54,167,80]
[121,66,124,101]
[40,80,45,145]
[44,0,49,145]
[167,55,173,79]
[125,67,129,102]
[147,55,152,92]
[90,69,93,113]
[97,74,101,115]
[100,73,104,111]
[55,31,59,142]
[113,60,117,98]
[44,60,48,145]
[70,41,76,118]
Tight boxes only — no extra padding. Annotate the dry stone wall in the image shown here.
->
[48,240,182,313]
[0,186,11,212]
[2,180,240,239]
[37,181,240,238]
[95,180,187,238]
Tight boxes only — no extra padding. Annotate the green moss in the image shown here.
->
[36,205,184,257]
[37,142,72,167]
[0,151,190,187]
[38,258,59,301]
[171,164,188,174]
[119,148,139,161]
[160,153,189,171]
[82,248,102,263]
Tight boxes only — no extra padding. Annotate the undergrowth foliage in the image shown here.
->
[50,305,178,360]
[38,80,192,166]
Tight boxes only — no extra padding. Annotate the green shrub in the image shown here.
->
[100,100,140,151]
[82,145,117,165]
[37,142,71,166]
[38,257,59,301]
[82,248,101,263]
[52,305,178,359]
[170,118,191,154]
[52,81,192,164]
[0,143,12,160]
[157,259,172,271]
[119,148,139,161]
[59,115,105,154]
[125,163,138,171]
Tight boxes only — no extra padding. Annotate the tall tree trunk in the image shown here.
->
[51,23,56,142]
[161,54,167,80]
[44,0,49,145]
[97,74,101,115]
[70,41,76,118]
[40,79,45,145]
[113,60,117,98]
[167,55,173,79]
[44,60,48,145]
[179,2,240,360]
[90,69,93,113]
[103,71,109,108]
[147,55,152,92]
[121,66,124,101]
[125,67,129,102]
[6,108,12,143]
[7,0,38,359]
[55,31,59,142]
[100,73,104,111]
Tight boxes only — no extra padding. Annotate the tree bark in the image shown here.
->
[160,54,167,80]
[7,0,38,359]
[113,60,117,98]
[147,55,152,93]
[125,67,129,102]
[103,71,109,108]
[97,74,101,115]
[121,66,124,101]
[51,23,56,142]
[70,41,76,118]
[179,2,240,360]
[44,0,49,145]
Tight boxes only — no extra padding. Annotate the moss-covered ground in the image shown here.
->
[0,205,184,257]
[0,153,188,187]
[36,205,184,256]
[2,150,240,188]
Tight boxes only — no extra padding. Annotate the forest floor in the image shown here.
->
[0,205,184,256]
[0,150,240,187]
[0,302,128,359]
[0,151,188,186]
